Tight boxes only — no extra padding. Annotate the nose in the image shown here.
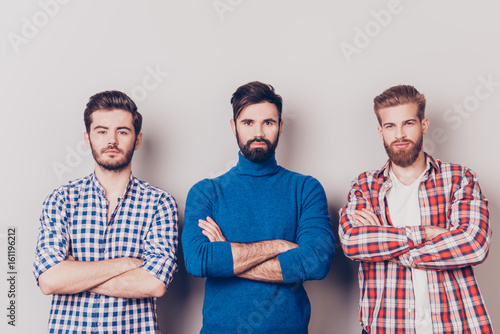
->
[395,127,406,140]
[107,132,118,145]
[254,123,264,138]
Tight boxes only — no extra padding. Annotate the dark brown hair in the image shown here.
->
[84,91,142,135]
[373,85,426,125]
[230,81,283,122]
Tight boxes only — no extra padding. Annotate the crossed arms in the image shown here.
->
[339,168,491,270]
[34,190,178,298]
[182,177,335,283]
[38,255,165,298]
[198,217,298,282]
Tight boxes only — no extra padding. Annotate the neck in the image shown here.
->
[390,151,426,186]
[94,163,131,199]
[235,151,279,176]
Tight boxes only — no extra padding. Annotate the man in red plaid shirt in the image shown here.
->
[339,85,493,333]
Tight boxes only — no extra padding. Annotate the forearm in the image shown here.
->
[396,227,491,270]
[89,268,166,298]
[237,257,283,283]
[231,239,297,275]
[38,257,141,295]
[340,223,425,261]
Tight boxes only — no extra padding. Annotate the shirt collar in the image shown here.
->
[376,152,439,179]
[90,172,135,198]
[234,151,280,176]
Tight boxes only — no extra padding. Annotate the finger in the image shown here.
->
[199,221,226,241]
[206,216,218,225]
[357,209,379,225]
[361,208,379,220]
[354,215,368,226]
[201,229,216,242]
[199,221,219,236]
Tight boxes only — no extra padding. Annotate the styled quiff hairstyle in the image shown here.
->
[84,90,142,136]
[373,85,426,125]
[230,81,283,122]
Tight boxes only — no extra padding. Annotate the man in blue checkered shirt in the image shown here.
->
[33,91,178,333]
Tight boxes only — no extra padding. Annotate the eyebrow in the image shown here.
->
[239,118,277,123]
[383,118,418,126]
[92,125,132,131]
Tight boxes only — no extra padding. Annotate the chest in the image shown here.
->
[211,177,301,242]
[67,193,156,260]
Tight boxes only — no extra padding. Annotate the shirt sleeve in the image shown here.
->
[395,168,492,270]
[338,175,426,262]
[140,192,179,287]
[277,177,336,284]
[33,188,70,284]
[181,179,234,278]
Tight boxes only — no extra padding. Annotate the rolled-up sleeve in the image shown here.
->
[141,192,179,287]
[33,189,70,284]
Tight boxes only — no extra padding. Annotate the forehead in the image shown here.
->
[378,103,419,124]
[238,102,279,121]
[90,109,134,128]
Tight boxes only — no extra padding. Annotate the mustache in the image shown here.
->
[100,144,122,154]
[247,137,272,145]
[391,139,414,145]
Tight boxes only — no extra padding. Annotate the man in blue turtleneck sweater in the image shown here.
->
[182,81,335,334]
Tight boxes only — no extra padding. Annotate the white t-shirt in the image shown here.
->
[386,166,433,334]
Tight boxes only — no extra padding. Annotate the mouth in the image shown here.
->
[103,149,120,154]
[392,141,411,149]
[251,142,267,148]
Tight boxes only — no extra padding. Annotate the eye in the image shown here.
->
[118,131,128,135]
[385,124,393,129]
[243,120,252,126]
[97,130,106,134]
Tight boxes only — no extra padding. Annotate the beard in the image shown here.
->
[89,141,135,172]
[384,132,423,167]
[237,131,279,163]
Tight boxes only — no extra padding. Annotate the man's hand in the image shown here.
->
[423,225,448,241]
[199,217,227,242]
[353,208,381,226]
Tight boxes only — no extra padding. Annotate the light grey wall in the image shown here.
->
[1,1,499,333]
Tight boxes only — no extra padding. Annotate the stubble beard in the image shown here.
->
[89,140,135,172]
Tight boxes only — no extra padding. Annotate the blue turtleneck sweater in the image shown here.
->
[182,153,335,334]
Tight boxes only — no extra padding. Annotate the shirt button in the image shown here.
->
[97,322,101,326]
[103,250,107,254]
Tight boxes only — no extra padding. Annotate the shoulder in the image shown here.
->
[350,168,383,186]
[132,177,177,204]
[43,174,92,205]
[428,155,475,177]
[277,166,326,192]
[428,156,480,187]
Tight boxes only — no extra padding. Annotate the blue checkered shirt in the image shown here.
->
[33,173,178,333]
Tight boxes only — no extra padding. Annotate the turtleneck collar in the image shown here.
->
[233,151,280,176]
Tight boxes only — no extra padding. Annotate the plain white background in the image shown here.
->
[1,1,499,332]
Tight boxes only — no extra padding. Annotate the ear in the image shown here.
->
[421,118,429,135]
[377,125,383,140]
[279,120,283,136]
[84,132,91,149]
[230,119,236,136]
[134,133,143,150]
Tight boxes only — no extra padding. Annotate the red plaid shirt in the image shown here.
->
[339,154,493,334]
